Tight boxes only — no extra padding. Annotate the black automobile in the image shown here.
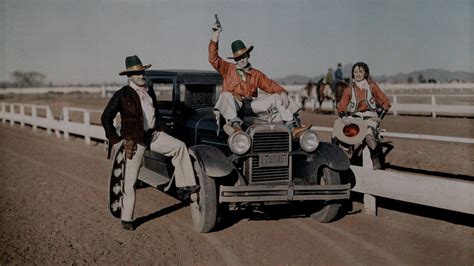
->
[108,70,351,233]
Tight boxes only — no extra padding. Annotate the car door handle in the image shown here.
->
[166,122,174,126]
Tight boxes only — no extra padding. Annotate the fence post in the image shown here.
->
[84,110,91,145]
[364,194,377,216]
[1,103,5,124]
[32,106,37,132]
[10,104,14,126]
[20,104,25,128]
[362,147,373,169]
[46,107,54,135]
[392,95,398,116]
[63,108,69,140]
[101,85,106,98]
[431,95,436,118]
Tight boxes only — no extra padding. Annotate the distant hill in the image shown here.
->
[276,66,474,85]
[376,69,474,83]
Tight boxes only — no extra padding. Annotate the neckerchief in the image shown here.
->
[355,79,370,91]
[236,63,252,82]
[129,81,153,107]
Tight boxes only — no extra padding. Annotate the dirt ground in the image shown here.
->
[0,93,473,264]
[0,123,473,265]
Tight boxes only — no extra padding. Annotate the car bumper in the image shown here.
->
[219,183,351,203]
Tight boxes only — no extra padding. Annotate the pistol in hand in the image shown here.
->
[212,14,222,31]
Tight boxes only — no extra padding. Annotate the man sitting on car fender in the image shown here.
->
[208,22,310,136]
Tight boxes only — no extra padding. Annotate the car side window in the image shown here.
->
[153,82,173,102]
[184,84,217,108]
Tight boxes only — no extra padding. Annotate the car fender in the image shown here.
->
[189,145,233,178]
[314,142,350,171]
[294,142,350,174]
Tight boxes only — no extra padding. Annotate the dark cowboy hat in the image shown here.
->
[227,40,254,59]
[119,55,151,76]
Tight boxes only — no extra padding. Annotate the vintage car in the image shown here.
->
[108,70,352,233]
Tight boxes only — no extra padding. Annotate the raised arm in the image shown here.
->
[208,23,230,74]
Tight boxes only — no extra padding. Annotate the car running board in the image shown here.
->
[138,167,170,189]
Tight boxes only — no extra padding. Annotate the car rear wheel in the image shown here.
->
[311,167,342,223]
[190,161,218,233]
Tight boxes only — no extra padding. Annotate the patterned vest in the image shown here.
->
[347,84,377,113]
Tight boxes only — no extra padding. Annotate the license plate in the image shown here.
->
[258,153,288,167]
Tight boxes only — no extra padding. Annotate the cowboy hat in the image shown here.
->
[227,40,254,59]
[119,55,151,76]
[332,117,368,145]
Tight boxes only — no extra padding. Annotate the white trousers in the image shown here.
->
[214,91,301,124]
[121,131,196,221]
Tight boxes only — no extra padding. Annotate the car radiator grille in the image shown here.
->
[250,132,291,183]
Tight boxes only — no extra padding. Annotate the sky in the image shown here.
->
[0,0,472,85]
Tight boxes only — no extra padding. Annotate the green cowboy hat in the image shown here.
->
[119,55,151,76]
[227,40,254,59]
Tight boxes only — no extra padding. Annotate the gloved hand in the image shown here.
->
[378,110,387,120]
[280,92,290,108]
[338,111,347,118]
[109,135,123,147]
[211,23,222,42]
[124,138,137,160]
[211,22,222,32]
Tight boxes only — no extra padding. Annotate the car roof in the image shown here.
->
[145,69,223,85]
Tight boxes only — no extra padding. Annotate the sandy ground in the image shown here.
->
[0,123,473,265]
[0,94,473,264]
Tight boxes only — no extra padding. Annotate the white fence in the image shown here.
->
[0,86,109,95]
[351,164,474,215]
[2,83,473,117]
[282,82,474,92]
[285,85,474,117]
[0,102,106,144]
[0,102,473,216]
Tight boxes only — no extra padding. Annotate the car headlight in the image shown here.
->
[227,131,251,155]
[299,130,320,152]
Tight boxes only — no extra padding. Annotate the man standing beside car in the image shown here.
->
[101,55,199,231]
[208,22,310,137]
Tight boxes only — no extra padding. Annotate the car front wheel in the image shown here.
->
[311,167,342,223]
[190,160,218,233]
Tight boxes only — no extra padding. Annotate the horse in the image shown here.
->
[300,78,348,113]
[300,81,318,111]
[333,78,350,110]
[315,78,336,113]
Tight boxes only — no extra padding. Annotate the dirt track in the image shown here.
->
[1,122,473,264]
[1,94,473,264]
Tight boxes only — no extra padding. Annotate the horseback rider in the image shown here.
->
[334,63,343,84]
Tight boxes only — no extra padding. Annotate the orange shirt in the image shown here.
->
[208,40,285,97]
[337,81,391,113]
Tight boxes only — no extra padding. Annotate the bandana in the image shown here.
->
[355,79,370,91]
[129,81,153,107]
[236,63,252,82]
